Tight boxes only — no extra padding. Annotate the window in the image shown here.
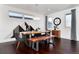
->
[47,17,53,29]
[24,15,33,20]
[9,11,23,19]
[66,13,72,27]
[9,10,40,20]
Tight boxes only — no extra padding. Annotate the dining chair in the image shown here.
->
[15,32,27,49]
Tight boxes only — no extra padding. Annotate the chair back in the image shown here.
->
[15,33,23,41]
[15,33,19,40]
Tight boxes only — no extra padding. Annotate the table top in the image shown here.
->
[20,31,51,35]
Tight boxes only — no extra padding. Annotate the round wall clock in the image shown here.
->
[53,17,61,30]
[53,17,61,26]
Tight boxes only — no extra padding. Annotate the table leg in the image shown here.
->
[36,42,39,51]
[29,34,32,47]
[52,37,55,46]
[48,37,55,46]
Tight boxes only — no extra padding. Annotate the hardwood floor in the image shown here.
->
[0,38,79,54]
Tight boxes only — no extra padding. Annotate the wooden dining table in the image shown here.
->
[20,31,51,40]
[20,31,51,35]
[20,31,55,51]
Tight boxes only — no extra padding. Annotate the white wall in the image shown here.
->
[48,9,71,39]
[48,6,79,41]
[76,7,79,41]
[1,4,79,42]
[0,5,45,43]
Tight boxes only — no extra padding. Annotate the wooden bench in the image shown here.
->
[26,35,55,51]
[28,35,55,42]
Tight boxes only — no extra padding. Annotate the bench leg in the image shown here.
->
[47,39,50,43]
[32,42,39,51]
[32,42,34,49]
[29,41,32,47]
[36,42,39,51]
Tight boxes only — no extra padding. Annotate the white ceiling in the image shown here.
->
[6,4,79,15]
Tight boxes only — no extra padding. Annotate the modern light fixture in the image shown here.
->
[48,17,52,22]
[35,4,39,6]
[34,17,40,20]
[48,9,51,11]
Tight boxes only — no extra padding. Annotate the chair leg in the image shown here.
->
[16,41,20,49]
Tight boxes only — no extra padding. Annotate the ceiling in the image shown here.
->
[6,4,79,15]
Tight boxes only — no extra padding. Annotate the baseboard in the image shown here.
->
[0,38,16,43]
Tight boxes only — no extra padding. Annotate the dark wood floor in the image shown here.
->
[0,38,79,54]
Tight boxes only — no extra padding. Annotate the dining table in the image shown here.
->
[20,31,55,51]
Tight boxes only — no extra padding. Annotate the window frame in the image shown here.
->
[8,10,24,19]
[8,10,40,20]
[65,13,72,28]
[47,17,53,30]
[24,14,34,20]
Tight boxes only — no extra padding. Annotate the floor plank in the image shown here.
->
[0,38,79,54]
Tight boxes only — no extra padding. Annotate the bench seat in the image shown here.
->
[27,35,55,42]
